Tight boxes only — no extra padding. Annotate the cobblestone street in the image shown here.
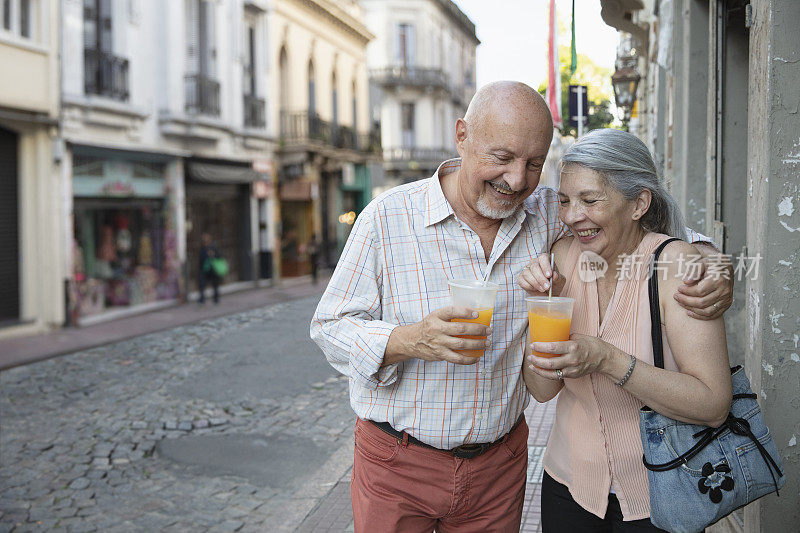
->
[1,297,355,532]
[0,292,553,532]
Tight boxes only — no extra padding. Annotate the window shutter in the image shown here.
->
[99,0,113,52]
[83,0,97,49]
[394,24,402,66]
[308,63,316,115]
[246,25,256,95]
[407,24,415,67]
[2,1,11,31]
[332,73,338,125]
[352,82,357,129]
[203,0,217,78]
[185,0,199,75]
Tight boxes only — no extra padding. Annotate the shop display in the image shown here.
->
[77,279,105,316]
[138,233,153,266]
[72,204,180,317]
[70,154,182,320]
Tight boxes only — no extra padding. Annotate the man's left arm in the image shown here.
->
[675,229,734,320]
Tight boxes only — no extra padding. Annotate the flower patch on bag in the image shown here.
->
[698,461,735,503]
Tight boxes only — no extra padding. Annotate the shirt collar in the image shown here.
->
[424,158,460,227]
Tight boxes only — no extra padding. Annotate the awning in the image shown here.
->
[187,161,266,184]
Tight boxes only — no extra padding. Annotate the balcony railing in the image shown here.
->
[383,147,456,164]
[244,94,266,128]
[335,125,357,150]
[185,74,220,117]
[363,128,382,154]
[280,111,380,154]
[369,66,449,91]
[280,110,327,143]
[84,48,130,101]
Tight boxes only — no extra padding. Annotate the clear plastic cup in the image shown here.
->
[526,296,574,357]
[448,279,500,357]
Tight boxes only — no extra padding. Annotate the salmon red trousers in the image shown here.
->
[351,417,529,532]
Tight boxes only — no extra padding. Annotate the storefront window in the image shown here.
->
[70,154,180,319]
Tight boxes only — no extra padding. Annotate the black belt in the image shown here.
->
[370,415,523,460]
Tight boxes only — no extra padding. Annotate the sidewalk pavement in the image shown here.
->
[0,275,331,371]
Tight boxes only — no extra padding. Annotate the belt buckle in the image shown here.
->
[452,443,486,459]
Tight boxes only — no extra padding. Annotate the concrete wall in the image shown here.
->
[0,0,64,339]
[676,0,709,233]
[0,43,55,114]
[745,1,800,530]
[0,0,59,115]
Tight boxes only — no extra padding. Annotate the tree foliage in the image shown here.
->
[538,46,616,137]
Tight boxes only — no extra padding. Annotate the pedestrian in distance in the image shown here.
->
[307,233,321,283]
[311,81,733,532]
[198,232,221,305]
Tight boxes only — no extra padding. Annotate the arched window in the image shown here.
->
[279,47,289,111]
[331,71,338,126]
[351,79,357,130]
[308,60,316,116]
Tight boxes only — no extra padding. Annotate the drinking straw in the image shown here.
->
[548,253,555,299]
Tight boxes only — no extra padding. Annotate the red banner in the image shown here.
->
[547,0,562,128]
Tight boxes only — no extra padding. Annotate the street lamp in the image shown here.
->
[611,65,641,127]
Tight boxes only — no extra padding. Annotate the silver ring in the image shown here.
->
[556,369,564,381]
[713,302,718,310]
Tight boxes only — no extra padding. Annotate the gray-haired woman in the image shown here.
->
[518,128,732,532]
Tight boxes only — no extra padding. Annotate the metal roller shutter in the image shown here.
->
[0,127,20,322]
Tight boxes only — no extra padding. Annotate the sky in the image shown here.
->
[454,0,619,90]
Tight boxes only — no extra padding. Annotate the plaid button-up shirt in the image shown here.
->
[311,159,565,448]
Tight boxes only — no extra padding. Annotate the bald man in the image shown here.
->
[311,81,730,531]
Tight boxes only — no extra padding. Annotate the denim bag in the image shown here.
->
[639,239,785,533]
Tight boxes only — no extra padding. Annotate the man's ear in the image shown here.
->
[634,189,652,220]
[455,118,468,156]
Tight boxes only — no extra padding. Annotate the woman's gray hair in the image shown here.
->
[560,128,685,239]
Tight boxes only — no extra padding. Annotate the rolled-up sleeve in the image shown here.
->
[310,206,399,389]
[685,227,717,249]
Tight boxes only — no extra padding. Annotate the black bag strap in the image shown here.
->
[648,238,681,369]
[642,238,784,493]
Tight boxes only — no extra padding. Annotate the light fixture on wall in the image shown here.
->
[611,65,641,127]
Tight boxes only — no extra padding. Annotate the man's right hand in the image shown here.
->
[383,306,490,366]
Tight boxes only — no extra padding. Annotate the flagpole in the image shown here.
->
[570,0,577,77]
[570,0,582,137]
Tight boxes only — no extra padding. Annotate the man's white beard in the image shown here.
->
[476,193,519,220]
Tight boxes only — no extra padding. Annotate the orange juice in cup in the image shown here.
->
[452,308,494,357]
[448,280,499,357]
[526,297,574,357]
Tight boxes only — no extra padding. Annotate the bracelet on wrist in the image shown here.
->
[616,354,637,387]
